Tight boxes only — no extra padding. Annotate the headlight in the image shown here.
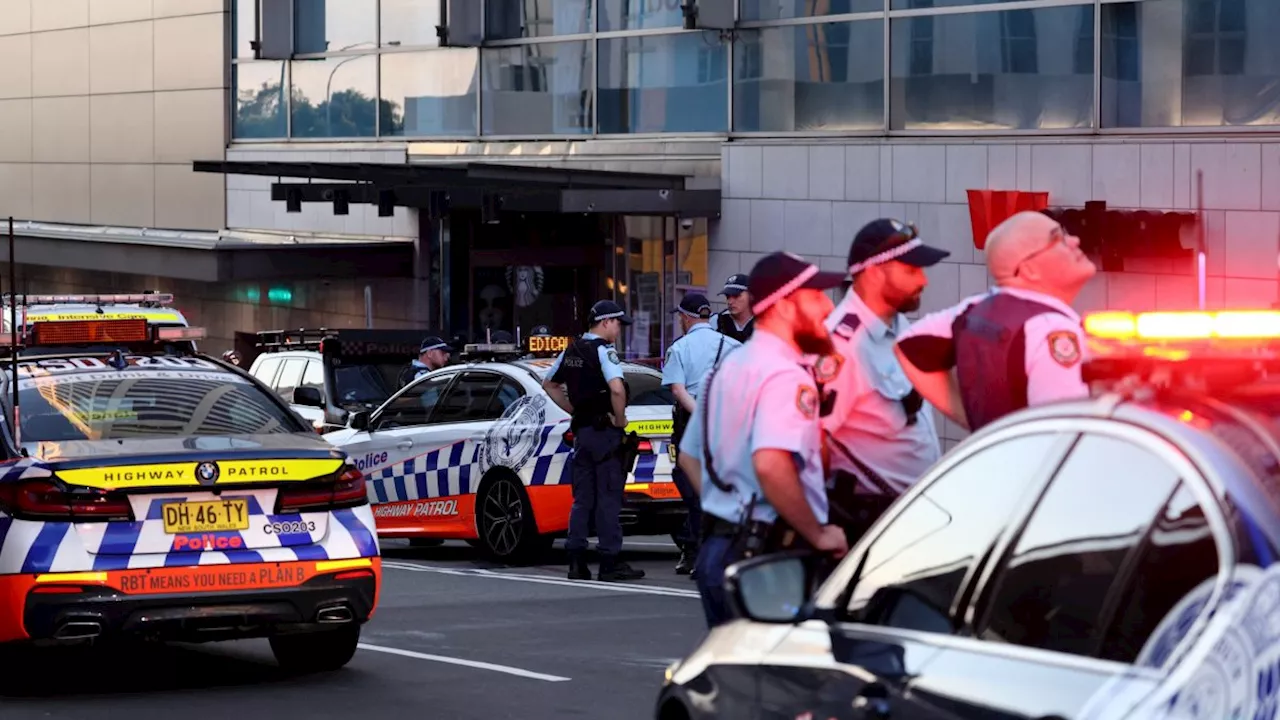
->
[663,661,677,686]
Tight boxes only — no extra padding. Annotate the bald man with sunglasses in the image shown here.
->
[892,211,1097,433]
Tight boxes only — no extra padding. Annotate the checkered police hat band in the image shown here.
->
[752,264,818,316]
[593,310,626,321]
[848,238,923,275]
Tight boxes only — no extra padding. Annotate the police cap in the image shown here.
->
[420,336,452,354]
[720,273,749,297]
[748,252,845,316]
[848,218,950,274]
[588,300,633,325]
[672,292,712,319]
[489,330,514,344]
[530,325,551,337]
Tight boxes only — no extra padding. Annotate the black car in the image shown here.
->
[658,308,1280,719]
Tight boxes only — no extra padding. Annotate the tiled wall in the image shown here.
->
[0,0,227,231]
[712,137,1280,449]
[225,146,419,238]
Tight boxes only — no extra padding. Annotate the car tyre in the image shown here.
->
[476,474,552,565]
[270,625,360,674]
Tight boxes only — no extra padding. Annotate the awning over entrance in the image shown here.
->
[191,160,722,219]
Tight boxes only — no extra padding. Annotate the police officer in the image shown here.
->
[530,325,551,338]
[895,211,1097,432]
[819,219,950,544]
[397,336,453,388]
[543,301,646,582]
[678,252,849,629]
[714,273,755,342]
[662,292,742,576]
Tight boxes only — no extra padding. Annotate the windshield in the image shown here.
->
[5,357,304,443]
[333,361,403,405]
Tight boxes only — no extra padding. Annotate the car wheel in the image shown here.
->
[476,474,550,565]
[270,625,360,674]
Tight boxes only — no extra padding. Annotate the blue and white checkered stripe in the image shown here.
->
[0,503,379,575]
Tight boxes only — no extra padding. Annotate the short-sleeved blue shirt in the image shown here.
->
[661,322,740,399]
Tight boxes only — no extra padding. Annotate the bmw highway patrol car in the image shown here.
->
[658,307,1280,720]
[326,338,684,563]
[0,307,379,672]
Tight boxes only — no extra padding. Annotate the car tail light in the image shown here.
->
[562,429,575,447]
[276,466,367,514]
[0,480,132,521]
[637,440,652,454]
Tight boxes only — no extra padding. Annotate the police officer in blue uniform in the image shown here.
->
[544,301,646,582]
[397,336,452,389]
[662,292,742,576]
[714,274,755,343]
[679,253,850,628]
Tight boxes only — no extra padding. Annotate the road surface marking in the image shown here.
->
[358,643,571,682]
[382,561,701,598]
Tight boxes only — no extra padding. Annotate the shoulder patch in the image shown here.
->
[1047,330,1081,368]
[813,353,845,384]
[796,385,819,419]
[607,349,621,365]
[833,313,861,339]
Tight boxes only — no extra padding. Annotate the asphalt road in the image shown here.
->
[0,536,706,719]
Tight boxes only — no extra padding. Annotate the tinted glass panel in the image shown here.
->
[290,55,378,138]
[334,362,404,406]
[233,61,287,139]
[434,373,504,423]
[891,0,1041,8]
[380,0,442,48]
[889,5,1095,130]
[375,374,453,428]
[490,380,525,416]
[741,0,881,21]
[981,435,1185,659]
[1102,0,1273,128]
[486,0,591,40]
[600,0,685,31]
[11,361,302,443]
[734,19,884,132]
[380,50,479,137]
[276,358,306,397]
[233,0,256,59]
[625,371,674,406]
[846,433,1063,631]
[482,42,593,135]
[252,355,283,386]
[293,0,377,54]
[301,361,325,391]
[598,33,727,134]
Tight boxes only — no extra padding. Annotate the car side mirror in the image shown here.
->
[725,551,816,624]
[348,411,371,431]
[293,386,325,408]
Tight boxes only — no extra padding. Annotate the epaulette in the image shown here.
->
[833,313,861,340]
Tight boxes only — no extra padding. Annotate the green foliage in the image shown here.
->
[233,79,404,139]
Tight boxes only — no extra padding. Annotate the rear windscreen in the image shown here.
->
[625,370,673,406]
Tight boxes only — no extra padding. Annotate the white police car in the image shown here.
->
[325,341,685,563]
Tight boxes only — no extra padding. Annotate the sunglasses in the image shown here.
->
[1013,224,1068,277]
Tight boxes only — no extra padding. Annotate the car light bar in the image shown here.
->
[34,318,149,345]
[13,293,174,306]
[154,326,205,341]
[1085,310,1280,341]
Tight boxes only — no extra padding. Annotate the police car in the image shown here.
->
[325,337,684,563]
[658,308,1280,720]
[2,292,201,353]
[0,308,379,673]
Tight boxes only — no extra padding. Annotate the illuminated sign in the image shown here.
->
[529,335,571,354]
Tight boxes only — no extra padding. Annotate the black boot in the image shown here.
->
[567,551,591,580]
[674,547,695,575]
[598,555,645,582]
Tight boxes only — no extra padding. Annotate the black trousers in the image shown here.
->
[670,404,701,550]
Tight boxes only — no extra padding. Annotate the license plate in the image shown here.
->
[646,483,681,500]
[162,499,251,534]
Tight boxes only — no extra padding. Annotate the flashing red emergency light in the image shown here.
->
[34,319,148,345]
[1085,310,1280,341]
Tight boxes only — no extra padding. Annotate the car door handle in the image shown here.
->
[396,439,414,450]
[852,685,892,720]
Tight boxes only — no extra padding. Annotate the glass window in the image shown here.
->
[486,0,592,40]
[333,361,403,406]
[233,0,257,59]
[251,355,284,386]
[275,358,306,398]
[742,0,881,21]
[380,0,442,48]
[890,0,1042,9]
[1102,0,1274,128]
[481,41,593,135]
[293,0,377,55]
[599,0,686,32]
[979,435,1193,660]
[625,370,675,406]
[598,33,728,134]
[301,360,325,391]
[10,365,305,445]
[433,372,503,423]
[734,19,884,133]
[290,55,378,138]
[845,433,1064,631]
[489,379,526,417]
[374,373,454,429]
[889,4,1095,131]
[380,50,478,137]
[233,61,287,139]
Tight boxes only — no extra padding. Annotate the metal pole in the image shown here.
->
[1196,170,1206,310]
[8,216,18,448]
[364,284,373,328]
